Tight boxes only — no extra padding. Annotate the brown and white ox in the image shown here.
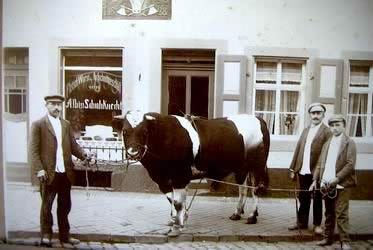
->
[112,111,270,236]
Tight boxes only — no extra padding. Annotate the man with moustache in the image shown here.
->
[29,94,92,247]
[288,103,332,234]
[310,115,356,250]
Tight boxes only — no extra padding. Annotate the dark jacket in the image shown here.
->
[313,133,357,188]
[289,123,332,174]
[29,115,86,185]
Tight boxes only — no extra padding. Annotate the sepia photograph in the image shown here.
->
[1,0,373,249]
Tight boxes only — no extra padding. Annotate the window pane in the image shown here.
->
[64,49,122,67]
[168,76,186,116]
[5,95,8,112]
[255,90,276,111]
[5,76,14,88]
[348,93,368,114]
[65,70,122,132]
[23,94,27,113]
[282,63,302,85]
[347,115,367,137]
[256,62,276,84]
[16,76,26,88]
[223,101,239,116]
[223,62,240,94]
[350,65,369,87]
[280,91,299,112]
[191,76,209,118]
[9,94,22,114]
[280,114,299,135]
[256,112,275,134]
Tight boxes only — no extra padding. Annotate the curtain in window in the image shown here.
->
[282,63,302,85]
[256,62,276,84]
[350,65,369,87]
[255,90,275,134]
[280,91,299,135]
[347,93,368,137]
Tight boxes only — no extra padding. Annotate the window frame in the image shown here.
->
[347,62,373,138]
[253,57,306,138]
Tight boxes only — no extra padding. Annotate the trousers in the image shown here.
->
[324,188,351,242]
[40,172,72,241]
[297,174,323,226]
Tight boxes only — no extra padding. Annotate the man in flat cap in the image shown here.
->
[310,115,356,250]
[29,94,92,247]
[288,102,332,234]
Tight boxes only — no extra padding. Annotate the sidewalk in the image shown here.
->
[5,182,373,243]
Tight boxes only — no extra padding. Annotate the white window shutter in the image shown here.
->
[215,55,247,117]
[313,59,344,119]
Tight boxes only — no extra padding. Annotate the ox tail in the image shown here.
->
[256,116,270,190]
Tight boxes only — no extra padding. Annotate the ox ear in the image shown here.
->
[112,115,125,131]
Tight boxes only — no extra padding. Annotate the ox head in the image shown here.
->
[112,111,155,161]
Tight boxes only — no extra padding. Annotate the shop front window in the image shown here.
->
[62,48,123,162]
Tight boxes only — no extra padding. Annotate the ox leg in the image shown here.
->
[168,188,187,237]
[246,187,259,224]
[165,192,177,226]
[229,177,248,221]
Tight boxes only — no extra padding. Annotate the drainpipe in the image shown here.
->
[0,0,8,242]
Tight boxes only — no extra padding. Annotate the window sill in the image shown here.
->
[268,135,373,153]
[3,112,27,122]
[352,137,373,153]
[269,135,298,151]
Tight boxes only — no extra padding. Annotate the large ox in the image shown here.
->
[112,111,270,235]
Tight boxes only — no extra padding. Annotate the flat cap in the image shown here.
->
[308,102,326,113]
[44,94,65,102]
[328,114,346,125]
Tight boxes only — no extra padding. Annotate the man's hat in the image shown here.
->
[308,102,326,113]
[328,114,346,125]
[44,94,65,103]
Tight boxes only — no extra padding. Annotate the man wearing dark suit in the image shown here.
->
[310,114,357,250]
[29,94,90,247]
[288,103,332,234]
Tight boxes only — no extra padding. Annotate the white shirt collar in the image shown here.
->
[47,114,60,122]
[310,122,323,129]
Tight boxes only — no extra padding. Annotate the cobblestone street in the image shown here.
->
[4,182,373,248]
[2,240,373,250]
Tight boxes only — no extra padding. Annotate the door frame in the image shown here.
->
[162,69,215,118]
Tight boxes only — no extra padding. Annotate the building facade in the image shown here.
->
[3,0,373,198]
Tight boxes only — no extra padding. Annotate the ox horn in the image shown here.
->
[144,114,156,120]
[113,115,125,120]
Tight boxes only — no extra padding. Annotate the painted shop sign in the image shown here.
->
[64,70,122,133]
[102,0,172,20]
[66,99,122,110]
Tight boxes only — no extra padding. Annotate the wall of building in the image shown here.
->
[3,0,373,171]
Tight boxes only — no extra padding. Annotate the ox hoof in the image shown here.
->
[246,216,257,224]
[168,226,181,237]
[229,213,241,221]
